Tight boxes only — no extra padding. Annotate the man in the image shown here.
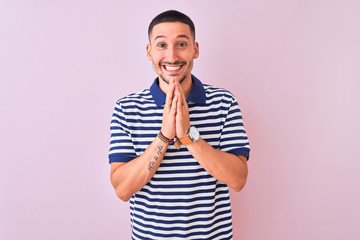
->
[109,10,250,240]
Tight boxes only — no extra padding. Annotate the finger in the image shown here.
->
[171,94,178,112]
[178,95,188,120]
[176,92,190,138]
[177,93,183,112]
[165,79,176,108]
[174,79,187,106]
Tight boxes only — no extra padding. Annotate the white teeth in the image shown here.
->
[165,65,181,71]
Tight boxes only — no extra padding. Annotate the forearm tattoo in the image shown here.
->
[148,145,163,171]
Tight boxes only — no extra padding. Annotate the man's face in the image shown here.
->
[146,22,199,85]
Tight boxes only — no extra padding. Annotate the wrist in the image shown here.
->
[179,126,200,145]
[177,125,191,139]
[157,131,175,145]
[160,128,175,140]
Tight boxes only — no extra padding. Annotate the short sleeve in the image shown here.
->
[219,96,250,160]
[108,101,137,163]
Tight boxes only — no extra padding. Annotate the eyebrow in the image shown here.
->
[154,34,190,41]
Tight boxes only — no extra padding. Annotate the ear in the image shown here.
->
[193,42,199,59]
[146,44,152,60]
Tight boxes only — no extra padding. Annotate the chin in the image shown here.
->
[159,74,187,85]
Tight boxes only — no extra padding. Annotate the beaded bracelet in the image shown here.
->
[157,131,174,144]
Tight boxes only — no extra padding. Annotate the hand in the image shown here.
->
[160,78,178,140]
[174,79,190,138]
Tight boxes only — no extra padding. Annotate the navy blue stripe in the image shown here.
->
[222,129,246,135]
[220,136,249,142]
[159,161,200,167]
[191,114,227,121]
[110,139,132,145]
[199,129,222,135]
[155,168,207,175]
[145,180,217,189]
[133,202,231,218]
[132,207,230,225]
[109,146,135,151]
[135,197,230,212]
[135,190,229,204]
[188,105,229,114]
[131,216,232,239]
[122,118,162,124]
[132,133,158,138]
[195,121,222,128]
[121,104,159,111]
[132,215,232,233]
[139,185,215,196]
[123,111,163,117]
[221,143,249,149]
[150,174,213,182]
[126,126,161,131]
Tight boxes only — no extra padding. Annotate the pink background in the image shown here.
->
[1,0,359,239]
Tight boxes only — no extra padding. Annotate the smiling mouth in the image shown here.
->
[164,65,182,71]
[161,61,186,72]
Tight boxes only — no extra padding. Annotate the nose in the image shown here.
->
[165,45,179,63]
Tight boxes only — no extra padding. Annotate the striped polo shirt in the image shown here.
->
[109,75,250,240]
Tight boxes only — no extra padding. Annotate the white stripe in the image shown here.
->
[134,193,230,208]
[132,203,231,221]
[132,215,232,239]
[148,178,216,186]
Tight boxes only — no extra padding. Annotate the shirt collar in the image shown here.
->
[150,74,206,107]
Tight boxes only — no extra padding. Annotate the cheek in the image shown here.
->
[185,53,195,65]
[185,50,196,60]
[151,55,162,70]
[151,53,163,64]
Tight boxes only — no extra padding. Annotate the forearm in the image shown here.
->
[186,138,248,192]
[110,137,168,201]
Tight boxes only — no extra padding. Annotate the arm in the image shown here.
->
[110,79,178,202]
[110,138,169,202]
[186,139,248,192]
[174,79,248,191]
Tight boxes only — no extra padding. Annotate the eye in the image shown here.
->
[157,43,166,48]
[177,42,187,48]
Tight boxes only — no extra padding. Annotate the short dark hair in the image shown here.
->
[148,10,196,41]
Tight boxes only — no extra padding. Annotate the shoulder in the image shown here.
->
[203,84,237,103]
[115,89,153,106]
[113,88,159,117]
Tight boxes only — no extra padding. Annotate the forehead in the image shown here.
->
[150,22,193,42]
